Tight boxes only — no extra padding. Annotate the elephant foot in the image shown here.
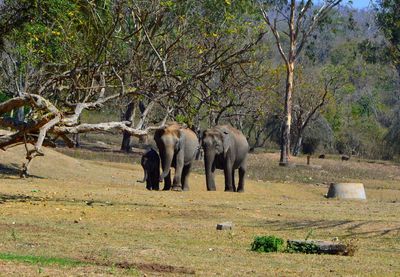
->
[162,187,171,191]
[236,189,244,193]
[224,188,235,192]
[182,186,190,191]
[172,186,182,192]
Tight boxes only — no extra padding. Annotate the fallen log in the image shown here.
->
[287,240,356,256]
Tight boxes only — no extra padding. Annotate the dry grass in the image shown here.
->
[0,146,399,276]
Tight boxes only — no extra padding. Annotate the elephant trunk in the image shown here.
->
[138,170,147,183]
[160,146,174,181]
[204,151,216,191]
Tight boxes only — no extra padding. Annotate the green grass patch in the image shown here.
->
[0,252,87,267]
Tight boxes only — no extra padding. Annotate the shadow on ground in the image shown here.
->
[248,219,400,238]
[0,163,44,179]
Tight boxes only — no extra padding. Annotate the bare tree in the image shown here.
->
[291,65,348,155]
[259,0,343,165]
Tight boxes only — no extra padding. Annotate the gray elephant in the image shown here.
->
[201,125,249,192]
[137,147,160,190]
[154,123,199,191]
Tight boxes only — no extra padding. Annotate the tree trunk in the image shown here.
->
[287,240,355,256]
[16,107,24,122]
[279,0,296,166]
[73,116,81,147]
[292,133,302,156]
[120,101,135,152]
[279,61,294,166]
[73,133,81,147]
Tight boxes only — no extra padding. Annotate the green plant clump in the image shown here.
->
[286,241,319,254]
[251,235,284,253]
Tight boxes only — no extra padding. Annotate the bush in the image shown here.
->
[302,137,320,155]
[250,235,284,253]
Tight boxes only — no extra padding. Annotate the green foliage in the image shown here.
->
[10,228,17,241]
[0,91,10,102]
[0,252,86,267]
[286,241,319,254]
[358,39,390,64]
[5,0,115,67]
[251,235,284,253]
[375,0,400,72]
[302,137,320,155]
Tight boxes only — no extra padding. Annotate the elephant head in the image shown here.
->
[154,124,185,181]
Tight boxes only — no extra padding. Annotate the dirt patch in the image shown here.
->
[0,193,43,204]
[129,262,195,274]
[83,258,195,274]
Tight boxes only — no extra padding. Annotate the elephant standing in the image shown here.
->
[202,125,249,192]
[154,123,199,191]
[137,147,160,190]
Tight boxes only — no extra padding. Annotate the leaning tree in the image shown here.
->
[0,0,174,177]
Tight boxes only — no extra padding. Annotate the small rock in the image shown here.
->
[216,222,233,230]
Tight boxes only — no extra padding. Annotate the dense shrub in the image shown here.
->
[250,236,284,253]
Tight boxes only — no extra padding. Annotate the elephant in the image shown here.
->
[201,125,249,192]
[154,123,199,191]
[137,147,160,190]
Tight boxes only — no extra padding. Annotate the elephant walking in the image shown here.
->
[202,125,249,192]
[137,147,160,190]
[154,123,199,191]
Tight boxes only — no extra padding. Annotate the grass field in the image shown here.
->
[0,146,399,276]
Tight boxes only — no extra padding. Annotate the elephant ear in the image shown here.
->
[175,129,186,151]
[222,130,231,155]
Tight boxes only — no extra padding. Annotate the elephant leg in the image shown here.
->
[159,149,172,190]
[153,163,160,191]
[181,164,192,191]
[163,172,172,190]
[224,160,234,192]
[231,170,236,192]
[172,151,184,191]
[145,176,152,190]
[151,172,160,191]
[206,167,216,191]
[172,167,183,191]
[237,164,246,193]
[205,159,216,191]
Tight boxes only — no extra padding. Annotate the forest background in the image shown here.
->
[0,0,399,172]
